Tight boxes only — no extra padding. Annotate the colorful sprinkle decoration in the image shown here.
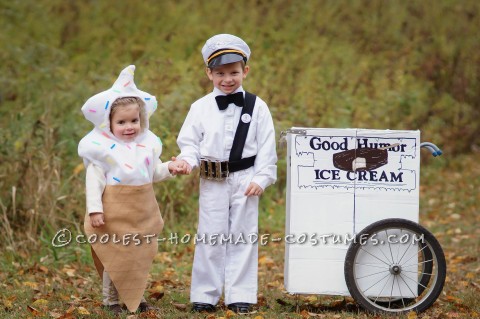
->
[79,65,163,187]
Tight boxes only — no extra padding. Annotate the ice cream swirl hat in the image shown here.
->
[80,65,158,135]
[78,65,163,185]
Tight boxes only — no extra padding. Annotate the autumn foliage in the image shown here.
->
[0,1,479,318]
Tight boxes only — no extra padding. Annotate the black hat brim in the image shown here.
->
[208,53,245,68]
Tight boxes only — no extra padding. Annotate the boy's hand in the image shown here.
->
[168,157,180,175]
[245,182,263,196]
[90,212,105,228]
[169,157,192,175]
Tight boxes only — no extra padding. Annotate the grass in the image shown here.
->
[1,154,479,319]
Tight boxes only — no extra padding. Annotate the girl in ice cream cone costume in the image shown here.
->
[78,65,185,314]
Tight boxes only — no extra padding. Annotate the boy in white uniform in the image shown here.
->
[176,34,277,313]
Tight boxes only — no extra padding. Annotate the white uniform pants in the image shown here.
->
[190,167,259,305]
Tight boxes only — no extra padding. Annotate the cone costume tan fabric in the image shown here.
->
[79,65,168,312]
[84,183,163,312]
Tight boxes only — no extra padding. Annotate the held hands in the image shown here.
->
[168,156,192,175]
[90,212,105,228]
[245,182,263,196]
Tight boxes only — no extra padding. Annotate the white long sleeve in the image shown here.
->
[86,163,106,214]
[153,161,174,182]
[250,101,277,190]
[176,109,203,169]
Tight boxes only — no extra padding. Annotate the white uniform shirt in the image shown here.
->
[177,87,277,190]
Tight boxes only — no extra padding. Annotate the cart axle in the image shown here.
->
[389,265,402,275]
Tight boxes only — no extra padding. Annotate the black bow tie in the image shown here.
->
[215,92,244,110]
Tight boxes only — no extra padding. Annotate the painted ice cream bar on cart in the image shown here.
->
[282,127,446,314]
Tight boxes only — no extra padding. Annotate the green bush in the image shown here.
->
[1,0,478,247]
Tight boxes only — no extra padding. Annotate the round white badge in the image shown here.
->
[241,114,252,123]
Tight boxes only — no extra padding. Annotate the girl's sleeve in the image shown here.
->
[150,133,175,183]
[153,160,174,182]
[86,163,106,214]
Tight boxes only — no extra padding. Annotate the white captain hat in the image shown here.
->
[201,34,251,68]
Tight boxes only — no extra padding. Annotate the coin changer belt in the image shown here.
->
[200,156,256,181]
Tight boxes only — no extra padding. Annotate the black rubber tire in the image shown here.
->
[344,218,446,314]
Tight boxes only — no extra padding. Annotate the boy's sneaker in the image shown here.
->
[192,302,216,312]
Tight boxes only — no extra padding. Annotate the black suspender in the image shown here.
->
[228,91,257,172]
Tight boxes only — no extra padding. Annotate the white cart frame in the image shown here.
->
[283,128,445,314]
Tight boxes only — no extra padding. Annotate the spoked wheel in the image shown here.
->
[370,240,434,308]
[344,218,446,314]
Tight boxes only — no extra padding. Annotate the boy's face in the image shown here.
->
[206,61,249,95]
[110,103,141,142]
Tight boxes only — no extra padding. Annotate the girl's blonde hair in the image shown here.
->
[109,97,147,131]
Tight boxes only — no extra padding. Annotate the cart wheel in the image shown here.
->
[344,218,446,314]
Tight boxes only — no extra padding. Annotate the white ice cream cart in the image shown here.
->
[283,128,446,314]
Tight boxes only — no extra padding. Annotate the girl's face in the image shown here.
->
[110,103,141,142]
[206,61,249,95]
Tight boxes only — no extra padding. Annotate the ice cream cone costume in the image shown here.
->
[78,65,171,312]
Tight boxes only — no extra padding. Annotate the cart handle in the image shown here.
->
[420,142,443,157]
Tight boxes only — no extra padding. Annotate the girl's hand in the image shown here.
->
[90,212,105,228]
[168,158,178,175]
[245,182,263,196]
[169,157,192,175]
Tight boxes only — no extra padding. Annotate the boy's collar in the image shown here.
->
[212,86,244,97]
